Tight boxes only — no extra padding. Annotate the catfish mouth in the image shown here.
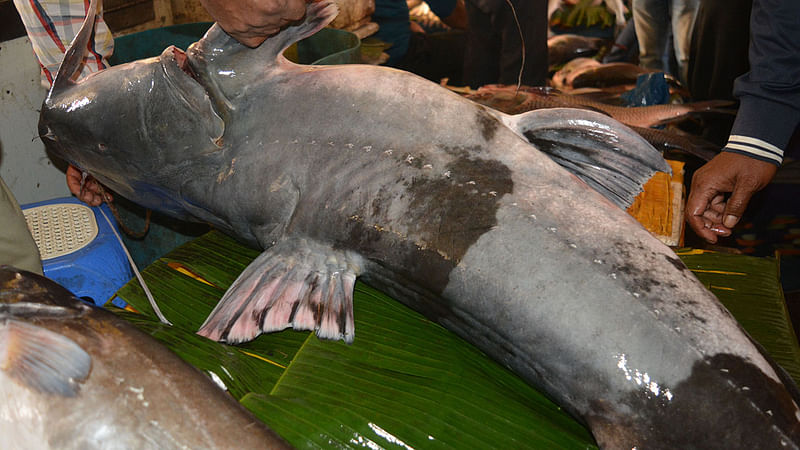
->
[159,45,226,147]
[171,47,198,80]
[161,44,231,123]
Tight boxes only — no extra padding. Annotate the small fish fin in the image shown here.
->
[48,0,98,97]
[197,238,362,344]
[505,107,671,209]
[0,320,91,397]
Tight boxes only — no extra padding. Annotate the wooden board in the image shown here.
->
[628,160,685,246]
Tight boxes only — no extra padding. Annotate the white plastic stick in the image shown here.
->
[98,207,171,325]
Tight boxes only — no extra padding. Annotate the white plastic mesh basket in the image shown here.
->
[23,203,98,260]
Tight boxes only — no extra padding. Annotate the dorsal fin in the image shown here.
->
[256,0,339,64]
[183,1,339,111]
[189,1,339,67]
[502,107,671,209]
[47,0,98,99]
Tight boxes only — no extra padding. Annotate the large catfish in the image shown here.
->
[0,266,289,449]
[38,0,800,447]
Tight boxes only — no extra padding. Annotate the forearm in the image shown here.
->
[726,0,800,166]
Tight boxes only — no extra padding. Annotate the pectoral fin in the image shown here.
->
[504,107,671,209]
[0,320,91,396]
[197,238,363,344]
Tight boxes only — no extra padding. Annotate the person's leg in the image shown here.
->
[0,176,43,275]
[463,0,501,88]
[496,0,548,87]
[397,30,467,85]
[603,19,639,64]
[670,0,700,85]
[687,0,752,145]
[632,0,669,71]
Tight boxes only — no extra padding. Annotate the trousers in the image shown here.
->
[0,176,42,275]
[632,0,699,85]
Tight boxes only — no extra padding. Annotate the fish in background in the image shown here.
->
[552,60,673,90]
[551,56,603,90]
[0,266,290,449]
[37,0,800,447]
[465,84,723,161]
[471,84,729,127]
[548,34,606,68]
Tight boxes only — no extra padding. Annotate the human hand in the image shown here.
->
[66,164,111,207]
[686,152,777,244]
[200,0,308,47]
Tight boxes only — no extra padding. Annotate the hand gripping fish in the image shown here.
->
[38,0,800,447]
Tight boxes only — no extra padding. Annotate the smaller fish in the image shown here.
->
[551,56,600,89]
[630,125,719,161]
[552,60,684,92]
[0,266,289,450]
[570,62,659,88]
[468,85,733,128]
[547,34,606,67]
[466,85,724,161]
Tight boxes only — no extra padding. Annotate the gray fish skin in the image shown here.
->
[38,1,800,448]
[0,266,290,450]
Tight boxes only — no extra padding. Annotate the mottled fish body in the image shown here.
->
[38,1,800,448]
[0,266,289,449]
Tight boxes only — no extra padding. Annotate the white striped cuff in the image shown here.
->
[725,135,784,165]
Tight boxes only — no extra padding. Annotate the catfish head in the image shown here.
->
[38,0,223,214]
[38,0,337,217]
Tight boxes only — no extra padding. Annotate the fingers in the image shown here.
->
[77,180,104,206]
[65,165,108,207]
[686,184,724,244]
[684,151,779,244]
[721,188,751,230]
[65,165,83,197]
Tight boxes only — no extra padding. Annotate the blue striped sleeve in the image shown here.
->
[726,0,800,167]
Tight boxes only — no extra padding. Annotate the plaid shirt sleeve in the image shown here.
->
[12,0,114,87]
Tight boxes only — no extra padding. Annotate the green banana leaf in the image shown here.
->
[112,232,800,448]
[675,249,800,382]
[550,0,617,29]
[113,231,596,449]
